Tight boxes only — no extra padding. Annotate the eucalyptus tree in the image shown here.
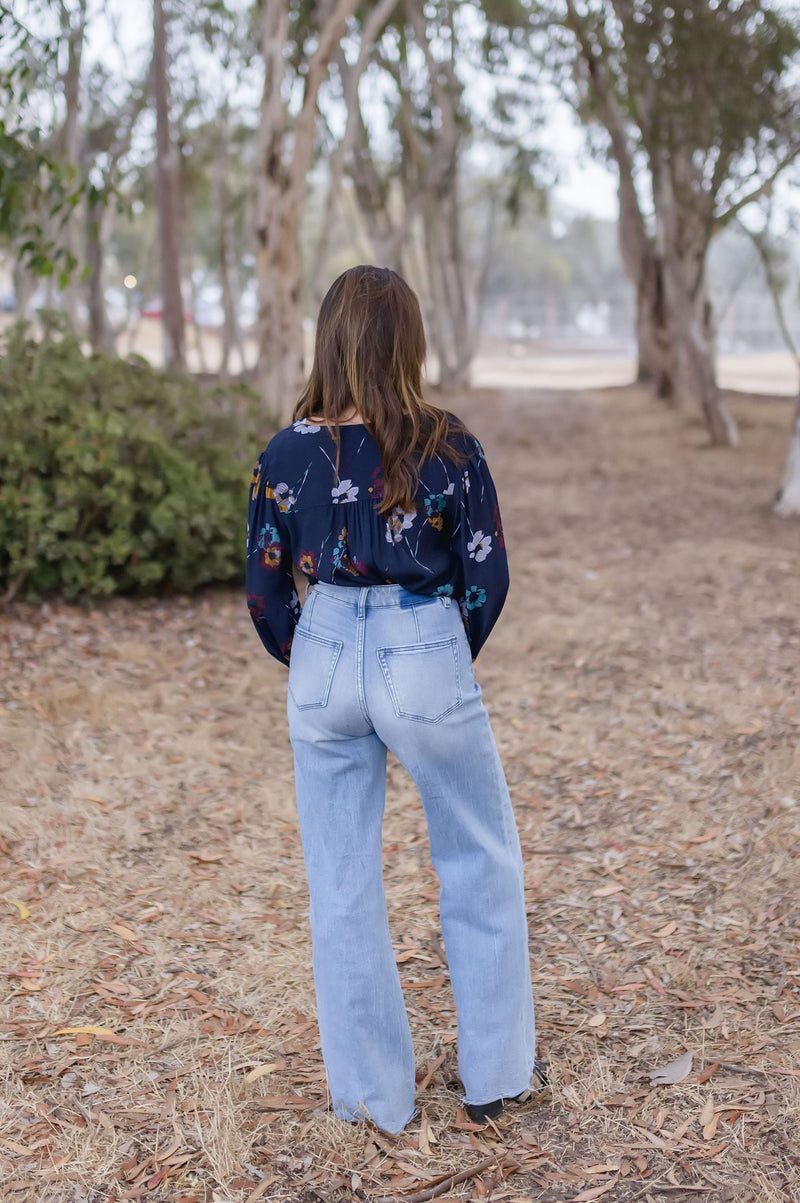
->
[153,0,186,369]
[544,0,800,446]
[256,0,369,421]
[334,0,545,389]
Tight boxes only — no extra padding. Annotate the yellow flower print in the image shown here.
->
[250,463,261,501]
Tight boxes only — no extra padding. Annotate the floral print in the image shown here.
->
[385,506,416,544]
[467,530,492,562]
[261,541,281,570]
[273,482,297,512]
[424,492,448,531]
[297,550,317,576]
[332,526,349,569]
[246,416,508,664]
[249,462,261,501]
[332,527,364,576]
[332,479,359,503]
[464,585,487,610]
[492,501,505,549]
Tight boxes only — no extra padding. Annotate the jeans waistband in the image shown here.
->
[312,581,431,609]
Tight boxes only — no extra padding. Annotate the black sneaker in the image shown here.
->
[464,1060,549,1125]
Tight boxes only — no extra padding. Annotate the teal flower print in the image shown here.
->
[464,585,486,610]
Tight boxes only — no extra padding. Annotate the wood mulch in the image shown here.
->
[1,384,799,1202]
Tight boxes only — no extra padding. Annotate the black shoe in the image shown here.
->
[464,1060,549,1125]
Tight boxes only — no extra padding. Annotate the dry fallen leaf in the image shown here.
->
[588,1013,607,1028]
[53,1025,118,1037]
[108,921,138,942]
[8,900,30,920]
[702,1113,719,1141]
[699,1097,715,1126]
[242,1062,281,1083]
[567,1178,620,1202]
[649,1050,693,1085]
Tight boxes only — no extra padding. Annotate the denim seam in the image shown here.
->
[355,589,370,723]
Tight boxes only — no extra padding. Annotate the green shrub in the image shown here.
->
[0,316,272,601]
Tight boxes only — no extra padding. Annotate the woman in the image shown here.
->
[246,265,542,1134]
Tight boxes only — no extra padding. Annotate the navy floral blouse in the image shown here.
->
[246,417,509,665]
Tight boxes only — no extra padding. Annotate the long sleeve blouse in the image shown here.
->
[245,417,509,665]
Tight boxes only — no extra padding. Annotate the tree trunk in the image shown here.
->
[60,0,87,326]
[187,274,208,373]
[217,104,243,377]
[12,263,35,319]
[153,0,186,370]
[348,105,404,270]
[423,192,471,389]
[402,1,475,390]
[615,170,673,398]
[86,194,112,351]
[256,0,358,420]
[653,157,738,446]
[663,256,737,445]
[774,396,800,517]
[635,250,674,399]
[219,204,243,377]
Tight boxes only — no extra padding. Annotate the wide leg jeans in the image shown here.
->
[287,581,536,1134]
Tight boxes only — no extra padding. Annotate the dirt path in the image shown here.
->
[1,385,799,1202]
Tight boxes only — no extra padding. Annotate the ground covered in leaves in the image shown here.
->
[1,384,799,1203]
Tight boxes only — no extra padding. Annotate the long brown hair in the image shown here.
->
[293,265,466,514]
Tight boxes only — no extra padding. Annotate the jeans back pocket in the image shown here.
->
[377,637,462,723]
[289,627,343,710]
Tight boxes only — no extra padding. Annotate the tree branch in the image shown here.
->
[716,146,800,227]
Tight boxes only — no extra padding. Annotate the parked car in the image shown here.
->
[140,296,192,321]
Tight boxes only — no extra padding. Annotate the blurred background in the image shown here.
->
[2,0,800,393]
[2,0,800,607]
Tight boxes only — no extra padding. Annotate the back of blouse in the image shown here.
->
[246,416,508,664]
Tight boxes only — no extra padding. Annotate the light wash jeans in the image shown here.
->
[287,581,535,1133]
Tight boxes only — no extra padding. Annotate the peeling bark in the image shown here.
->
[652,155,738,446]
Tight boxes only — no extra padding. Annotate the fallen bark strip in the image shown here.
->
[368,1153,514,1202]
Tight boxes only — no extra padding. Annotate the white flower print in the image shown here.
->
[274,482,296,511]
[462,468,470,493]
[467,530,492,562]
[331,479,359,503]
[385,506,416,544]
[444,481,455,496]
[292,418,320,434]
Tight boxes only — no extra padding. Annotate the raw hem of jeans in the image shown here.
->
[334,1104,416,1135]
[462,1067,539,1108]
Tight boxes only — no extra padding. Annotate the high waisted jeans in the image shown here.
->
[287,581,535,1134]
